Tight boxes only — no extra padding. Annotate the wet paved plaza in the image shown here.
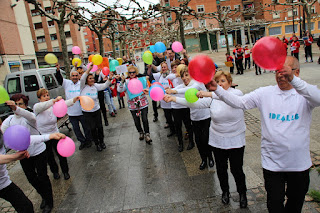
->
[1,49,320,212]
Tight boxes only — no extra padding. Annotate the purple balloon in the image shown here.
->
[3,125,30,151]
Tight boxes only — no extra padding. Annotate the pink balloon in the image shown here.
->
[128,78,143,94]
[87,63,98,72]
[172,41,183,53]
[57,137,75,157]
[52,99,67,118]
[252,36,287,70]
[72,46,81,55]
[102,67,110,76]
[150,86,165,101]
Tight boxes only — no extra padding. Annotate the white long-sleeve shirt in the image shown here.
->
[62,79,82,116]
[153,73,171,109]
[34,99,74,134]
[1,107,45,156]
[214,76,320,172]
[176,87,246,150]
[80,72,111,112]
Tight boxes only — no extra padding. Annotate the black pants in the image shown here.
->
[229,66,234,74]
[254,61,261,75]
[45,139,69,174]
[213,146,247,194]
[192,118,212,161]
[0,182,34,213]
[83,109,104,145]
[152,101,158,118]
[305,45,312,61]
[69,115,92,144]
[293,52,299,60]
[20,150,53,207]
[235,59,244,74]
[163,108,175,133]
[98,91,108,123]
[130,107,149,134]
[117,93,125,108]
[263,168,310,213]
[172,108,193,143]
[245,57,251,69]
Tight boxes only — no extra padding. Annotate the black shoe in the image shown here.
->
[209,159,214,168]
[53,173,60,180]
[86,141,92,148]
[164,123,169,129]
[40,199,46,209]
[167,131,175,137]
[239,193,248,208]
[199,161,207,170]
[178,144,183,152]
[153,117,158,122]
[105,120,109,126]
[221,191,230,205]
[42,205,52,213]
[100,142,106,149]
[79,143,86,150]
[96,144,102,152]
[186,141,194,150]
[64,172,70,180]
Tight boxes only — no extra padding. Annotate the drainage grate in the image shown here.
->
[244,111,261,138]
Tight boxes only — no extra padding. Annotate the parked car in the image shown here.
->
[3,68,66,108]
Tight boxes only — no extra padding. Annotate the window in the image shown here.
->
[285,24,298,34]
[142,22,147,28]
[273,12,280,19]
[22,60,36,70]
[48,21,54,27]
[83,31,87,36]
[145,39,150,45]
[24,75,39,92]
[199,19,206,27]
[85,38,89,42]
[31,9,40,16]
[167,14,172,21]
[42,74,57,90]
[288,9,298,17]
[197,5,205,13]
[269,26,282,35]
[65,31,71,38]
[311,6,315,14]
[50,34,57,41]
[45,7,52,13]
[53,47,60,52]
[67,45,73,51]
[305,22,315,31]
[7,78,21,94]
[184,20,193,30]
[34,22,43,30]
[37,36,46,43]
[234,5,240,11]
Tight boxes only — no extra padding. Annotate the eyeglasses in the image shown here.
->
[128,72,136,74]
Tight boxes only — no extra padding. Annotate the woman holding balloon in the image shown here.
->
[80,63,112,152]
[117,66,152,144]
[165,70,247,208]
[34,89,79,181]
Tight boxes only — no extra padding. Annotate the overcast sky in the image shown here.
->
[78,0,160,17]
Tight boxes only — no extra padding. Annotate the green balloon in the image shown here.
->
[142,52,153,65]
[110,60,119,72]
[185,88,199,103]
[0,85,10,104]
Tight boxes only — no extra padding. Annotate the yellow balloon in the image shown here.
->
[145,50,152,55]
[72,58,82,66]
[92,54,103,65]
[116,58,123,65]
[44,53,58,64]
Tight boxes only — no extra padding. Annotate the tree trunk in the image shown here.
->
[58,21,70,78]
[222,21,230,55]
[111,35,116,58]
[97,33,104,56]
[306,5,312,33]
[247,25,252,47]
[177,14,186,49]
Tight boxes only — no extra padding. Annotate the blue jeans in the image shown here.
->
[69,115,92,144]
[104,90,116,113]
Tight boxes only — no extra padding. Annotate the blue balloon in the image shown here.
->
[149,45,156,53]
[155,42,166,53]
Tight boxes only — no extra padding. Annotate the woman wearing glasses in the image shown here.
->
[117,66,152,144]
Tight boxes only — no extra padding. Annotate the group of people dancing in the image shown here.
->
[0,44,319,213]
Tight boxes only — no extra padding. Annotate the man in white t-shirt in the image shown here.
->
[199,56,320,212]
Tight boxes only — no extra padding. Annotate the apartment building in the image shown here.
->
[0,0,38,85]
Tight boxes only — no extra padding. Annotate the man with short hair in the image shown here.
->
[199,56,320,212]
[56,63,92,150]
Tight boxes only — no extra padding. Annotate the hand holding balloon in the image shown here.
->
[73,96,80,103]
[165,88,177,94]
[53,96,62,103]
[163,94,176,103]
[57,137,75,157]
[196,91,213,99]
[5,101,17,111]
[204,80,218,91]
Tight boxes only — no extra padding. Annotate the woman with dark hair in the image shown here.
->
[80,63,112,151]
[180,58,189,66]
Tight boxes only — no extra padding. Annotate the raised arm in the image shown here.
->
[33,96,62,115]
[55,63,64,85]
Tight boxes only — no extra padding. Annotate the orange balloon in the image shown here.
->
[88,55,94,62]
[98,57,110,69]
[79,96,94,111]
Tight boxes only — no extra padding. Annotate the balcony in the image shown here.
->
[243,10,255,18]
[242,0,254,4]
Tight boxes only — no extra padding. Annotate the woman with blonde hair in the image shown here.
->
[164,70,247,208]
[117,65,152,144]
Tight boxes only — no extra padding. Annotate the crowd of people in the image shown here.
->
[0,39,319,213]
